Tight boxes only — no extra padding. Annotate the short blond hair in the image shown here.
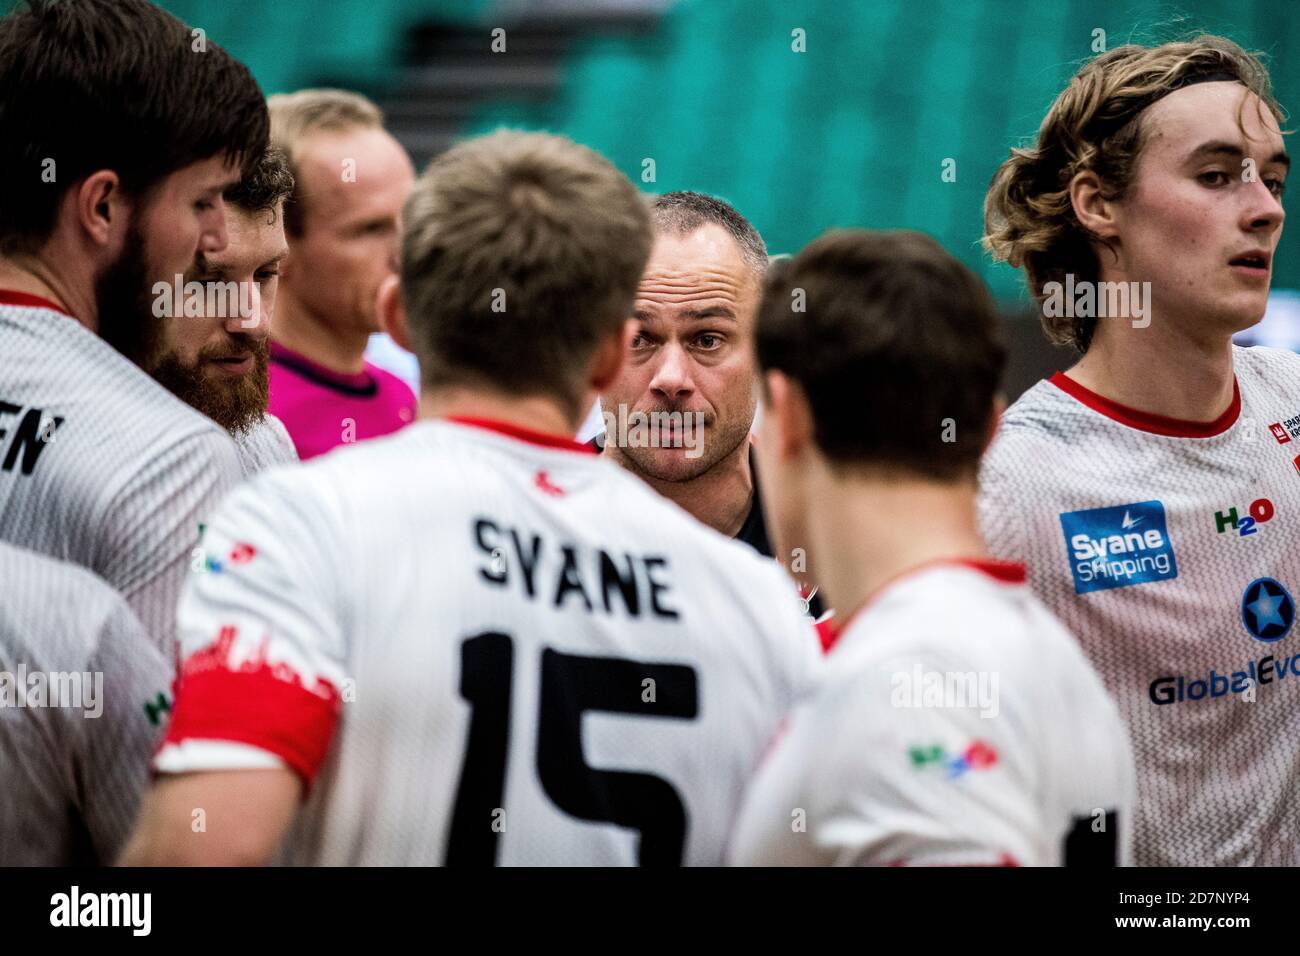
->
[401,130,652,419]
[984,35,1284,351]
[267,88,384,234]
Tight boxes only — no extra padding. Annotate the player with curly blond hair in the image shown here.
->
[979,34,1297,865]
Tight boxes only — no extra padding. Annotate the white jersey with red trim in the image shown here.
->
[978,345,1300,866]
[0,542,171,864]
[0,292,243,652]
[154,417,821,865]
[729,560,1133,866]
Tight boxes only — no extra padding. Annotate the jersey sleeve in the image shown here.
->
[152,472,348,787]
[97,426,242,654]
[73,596,171,862]
[235,414,300,477]
[805,652,1041,866]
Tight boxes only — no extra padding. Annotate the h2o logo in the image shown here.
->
[1214,498,1275,537]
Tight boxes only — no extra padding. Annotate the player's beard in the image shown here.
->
[150,336,271,436]
[95,220,165,370]
[617,405,749,483]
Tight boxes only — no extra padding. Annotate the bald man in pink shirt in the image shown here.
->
[267,89,417,459]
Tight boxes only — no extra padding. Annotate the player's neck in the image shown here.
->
[0,252,97,331]
[421,387,582,441]
[810,473,987,629]
[1065,301,1237,424]
[272,290,370,375]
[609,437,753,538]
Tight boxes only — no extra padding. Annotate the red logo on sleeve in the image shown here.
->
[534,470,565,497]
[165,625,342,785]
[229,542,257,564]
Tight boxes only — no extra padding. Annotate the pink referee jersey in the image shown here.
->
[268,341,416,460]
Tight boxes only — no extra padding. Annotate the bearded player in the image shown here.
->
[980,35,1295,865]
[121,131,819,867]
[728,230,1132,866]
[150,147,297,476]
[0,0,267,651]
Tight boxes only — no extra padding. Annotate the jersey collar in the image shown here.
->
[269,342,378,397]
[821,557,1027,654]
[445,415,597,454]
[0,289,73,318]
[1049,371,1240,438]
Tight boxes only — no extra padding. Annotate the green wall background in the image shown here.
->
[39,1,1300,299]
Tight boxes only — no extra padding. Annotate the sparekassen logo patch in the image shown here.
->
[1059,500,1178,595]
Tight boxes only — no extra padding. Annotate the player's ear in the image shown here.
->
[1068,169,1120,240]
[764,369,813,461]
[277,222,295,280]
[589,320,632,393]
[377,274,411,351]
[74,170,124,249]
[981,393,1006,456]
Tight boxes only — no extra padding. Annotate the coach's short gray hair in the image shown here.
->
[651,191,767,276]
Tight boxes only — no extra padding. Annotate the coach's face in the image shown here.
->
[1104,82,1286,336]
[602,224,760,482]
[150,204,287,434]
[281,126,414,336]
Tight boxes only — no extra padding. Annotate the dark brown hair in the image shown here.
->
[224,147,295,219]
[756,229,1005,481]
[0,0,269,256]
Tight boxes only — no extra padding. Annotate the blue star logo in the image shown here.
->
[1241,578,1295,643]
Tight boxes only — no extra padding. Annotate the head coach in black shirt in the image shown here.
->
[596,191,824,619]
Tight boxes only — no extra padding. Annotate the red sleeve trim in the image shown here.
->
[163,654,341,785]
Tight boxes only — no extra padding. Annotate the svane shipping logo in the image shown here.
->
[1058,500,1178,595]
